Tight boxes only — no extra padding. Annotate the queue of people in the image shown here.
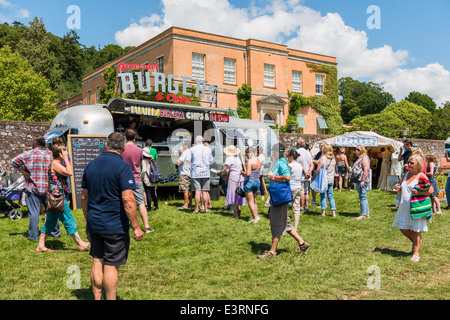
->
[8,132,446,299]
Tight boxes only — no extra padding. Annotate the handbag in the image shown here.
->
[47,192,65,212]
[410,177,432,220]
[267,181,293,206]
[311,167,327,193]
[235,187,245,198]
[46,164,65,213]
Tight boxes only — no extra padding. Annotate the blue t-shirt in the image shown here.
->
[82,151,136,234]
[269,158,291,186]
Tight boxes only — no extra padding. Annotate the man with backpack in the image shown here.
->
[122,129,154,233]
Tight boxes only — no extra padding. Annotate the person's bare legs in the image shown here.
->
[70,232,90,250]
[194,191,201,213]
[103,265,119,300]
[91,258,104,300]
[411,231,422,259]
[246,192,259,221]
[138,203,150,229]
[36,233,54,253]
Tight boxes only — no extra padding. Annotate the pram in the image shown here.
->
[0,174,26,220]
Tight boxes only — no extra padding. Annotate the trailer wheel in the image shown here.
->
[9,209,22,220]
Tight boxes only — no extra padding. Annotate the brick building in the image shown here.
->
[73,27,337,134]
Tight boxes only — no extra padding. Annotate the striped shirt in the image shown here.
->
[11,147,53,196]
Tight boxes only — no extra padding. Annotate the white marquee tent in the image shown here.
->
[310,131,404,156]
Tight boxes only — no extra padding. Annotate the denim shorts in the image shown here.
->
[243,179,260,194]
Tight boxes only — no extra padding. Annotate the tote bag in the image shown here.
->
[410,177,433,220]
[310,167,327,193]
[268,181,293,207]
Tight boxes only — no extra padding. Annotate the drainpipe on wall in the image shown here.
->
[243,49,248,84]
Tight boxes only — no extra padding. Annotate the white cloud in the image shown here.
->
[286,12,409,78]
[0,0,30,23]
[114,0,449,105]
[374,63,450,106]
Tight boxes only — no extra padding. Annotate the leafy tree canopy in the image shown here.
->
[339,77,395,123]
[0,46,58,121]
[404,91,437,114]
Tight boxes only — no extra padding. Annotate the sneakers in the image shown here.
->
[248,216,261,223]
[145,227,155,233]
[257,250,276,259]
[298,241,310,255]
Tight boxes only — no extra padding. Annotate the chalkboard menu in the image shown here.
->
[67,135,107,210]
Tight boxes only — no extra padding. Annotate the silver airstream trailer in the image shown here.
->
[46,98,279,186]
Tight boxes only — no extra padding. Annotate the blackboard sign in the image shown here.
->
[67,135,107,210]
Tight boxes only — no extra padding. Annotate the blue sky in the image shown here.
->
[1,0,450,105]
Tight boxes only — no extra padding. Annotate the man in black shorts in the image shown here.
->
[81,132,144,300]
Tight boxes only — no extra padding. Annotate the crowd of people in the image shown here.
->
[7,131,448,299]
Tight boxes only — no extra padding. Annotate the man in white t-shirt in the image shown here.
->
[175,141,192,210]
[190,136,214,213]
[295,139,313,211]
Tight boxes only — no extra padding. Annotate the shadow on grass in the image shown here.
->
[248,241,288,256]
[373,247,410,257]
[337,211,360,218]
[71,287,123,300]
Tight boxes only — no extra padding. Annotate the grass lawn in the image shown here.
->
[0,187,448,300]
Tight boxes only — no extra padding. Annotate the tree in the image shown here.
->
[237,83,252,119]
[16,17,63,92]
[381,100,432,138]
[404,91,437,114]
[0,46,58,121]
[428,102,450,140]
[339,77,395,123]
[350,111,405,137]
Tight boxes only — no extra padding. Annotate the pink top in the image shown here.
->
[122,143,143,181]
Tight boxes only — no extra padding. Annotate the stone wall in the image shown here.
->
[0,120,51,174]
[278,133,447,165]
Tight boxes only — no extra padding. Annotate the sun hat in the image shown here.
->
[223,145,240,156]
[143,147,152,158]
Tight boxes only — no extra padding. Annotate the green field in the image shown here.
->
[0,188,448,300]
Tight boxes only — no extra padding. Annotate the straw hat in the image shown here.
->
[143,147,152,158]
[223,145,240,156]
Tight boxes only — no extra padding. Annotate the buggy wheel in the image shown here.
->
[9,209,22,220]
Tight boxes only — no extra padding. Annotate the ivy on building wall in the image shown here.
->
[237,83,252,119]
[306,63,343,135]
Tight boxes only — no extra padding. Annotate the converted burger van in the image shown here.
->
[47,98,279,187]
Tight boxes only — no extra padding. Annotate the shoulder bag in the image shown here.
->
[268,181,293,207]
[46,165,65,212]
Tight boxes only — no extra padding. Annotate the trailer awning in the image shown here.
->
[44,128,69,143]
[106,98,229,122]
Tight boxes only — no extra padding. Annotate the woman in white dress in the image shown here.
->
[392,154,434,262]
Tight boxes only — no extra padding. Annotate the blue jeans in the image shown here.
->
[356,182,370,215]
[445,175,450,206]
[320,184,336,211]
[25,191,60,241]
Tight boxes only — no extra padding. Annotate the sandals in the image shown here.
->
[257,250,276,259]
[298,242,310,255]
